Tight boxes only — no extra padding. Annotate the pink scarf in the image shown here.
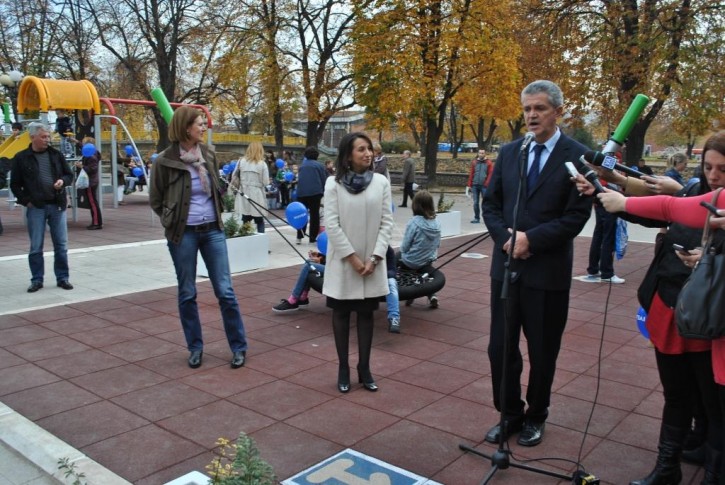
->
[179,145,211,194]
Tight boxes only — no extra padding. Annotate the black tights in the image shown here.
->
[332,309,374,372]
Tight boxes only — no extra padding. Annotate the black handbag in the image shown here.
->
[675,189,725,339]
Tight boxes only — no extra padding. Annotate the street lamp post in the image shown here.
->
[0,70,25,122]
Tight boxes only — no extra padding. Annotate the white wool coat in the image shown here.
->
[322,174,394,300]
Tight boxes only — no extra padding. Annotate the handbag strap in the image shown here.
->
[701,188,724,251]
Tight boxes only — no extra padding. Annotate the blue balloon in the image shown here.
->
[316,231,328,255]
[81,143,96,157]
[132,167,143,177]
[222,164,232,175]
[636,306,650,339]
[275,159,285,169]
[285,201,308,230]
[284,171,294,182]
[124,144,134,156]
[150,153,158,161]
[290,188,297,201]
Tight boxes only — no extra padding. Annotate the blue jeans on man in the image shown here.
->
[26,204,69,284]
[167,227,248,353]
[471,184,486,222]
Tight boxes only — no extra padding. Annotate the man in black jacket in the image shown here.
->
[10,122,74,292]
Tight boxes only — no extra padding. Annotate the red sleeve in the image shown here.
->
[484,159,494,187]
[467,160,475,187]
[624,190,725,228]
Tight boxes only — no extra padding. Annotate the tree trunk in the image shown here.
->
[153,109,169,151]
[424,118,441,185]
[273,109,284,156]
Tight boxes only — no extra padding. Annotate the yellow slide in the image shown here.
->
[0,131,30,160]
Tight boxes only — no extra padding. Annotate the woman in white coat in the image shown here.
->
[323,132,394,393]
[232,141,269,233]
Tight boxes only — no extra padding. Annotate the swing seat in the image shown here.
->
[306,266,446,301]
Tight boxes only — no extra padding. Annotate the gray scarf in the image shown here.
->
[179,145,211,194]
[341,170,373,194]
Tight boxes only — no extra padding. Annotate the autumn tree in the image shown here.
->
[285,0,370,147]
[352,0,519,183]
[85,0,213,149]
[0,0,63,118]
[532,0,724,164]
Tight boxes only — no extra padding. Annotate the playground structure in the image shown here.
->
[1,76,215,219]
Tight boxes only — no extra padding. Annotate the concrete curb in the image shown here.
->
[0,401,131,485]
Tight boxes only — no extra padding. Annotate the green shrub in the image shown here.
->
[222,193,236,212]
[436,192,454,213]
[381,140,415,154]
[207,433,276,485]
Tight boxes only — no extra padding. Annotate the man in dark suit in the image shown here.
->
[482,80,591,447]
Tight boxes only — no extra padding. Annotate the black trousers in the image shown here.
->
[401,183,414,206]
[297,194,323,241]
[656,350,721,450]
[488,279,569,423]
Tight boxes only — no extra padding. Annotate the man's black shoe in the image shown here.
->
[57,281,74,290]
[188,350,203,368]
[517,422,545,447]
[231,351,246,368]
[484,420,523,444]
[27,282,43,293]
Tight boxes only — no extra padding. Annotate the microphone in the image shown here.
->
[583,150,643,179]
[572,158,605,195]
[601,94,649,154]
[520,132,535,152]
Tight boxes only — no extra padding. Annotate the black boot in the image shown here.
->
[700,445,721,485]
[630,424,688,485]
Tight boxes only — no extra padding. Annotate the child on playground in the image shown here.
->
[400,190,441,308]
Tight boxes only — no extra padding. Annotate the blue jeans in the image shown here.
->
[471,184,486,220]
[292,261,325,298]
[387,278,400,320]
[167,228,248,353]
[26,204,69,284]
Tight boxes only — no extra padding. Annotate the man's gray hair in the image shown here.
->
[521,80,564,108]
[403,150,411,157]
[27,122,50,137]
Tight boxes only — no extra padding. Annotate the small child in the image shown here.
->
[273,249,325,312]
[400,190,441,308]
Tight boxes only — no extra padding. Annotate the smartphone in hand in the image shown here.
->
[672,244,691,255]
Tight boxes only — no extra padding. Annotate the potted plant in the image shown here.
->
[197,217,269,277]
[435,193,461,237]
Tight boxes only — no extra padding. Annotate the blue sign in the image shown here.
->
[283,449,441,485]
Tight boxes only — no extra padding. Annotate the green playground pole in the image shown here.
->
[150,87,174,124]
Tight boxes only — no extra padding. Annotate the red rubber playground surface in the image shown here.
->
[0,194,710,484]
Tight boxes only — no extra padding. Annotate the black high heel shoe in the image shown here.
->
[357,365,378,392]
[338,365,350,393]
